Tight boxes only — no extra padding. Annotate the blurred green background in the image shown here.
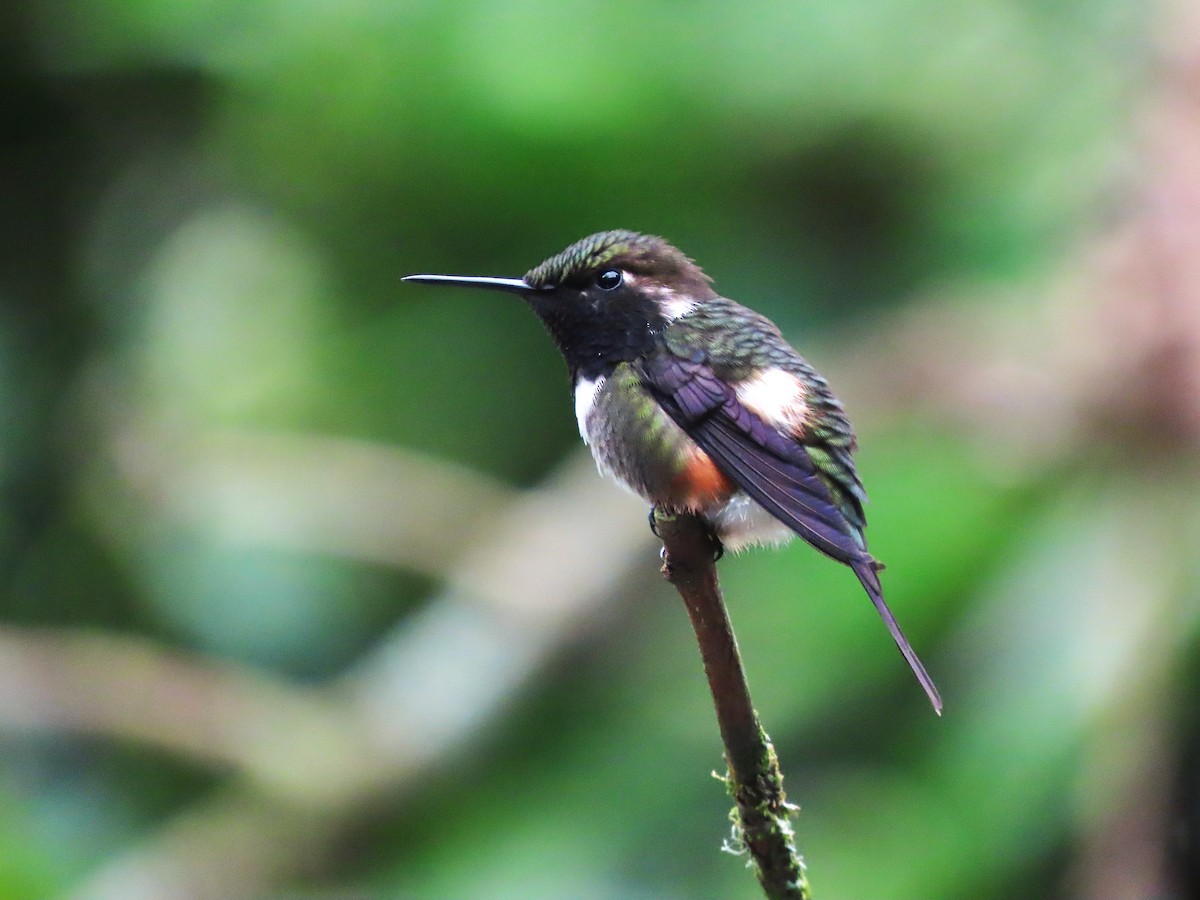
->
[3,1,1200,898]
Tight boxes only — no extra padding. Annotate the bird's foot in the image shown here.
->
[650,506,724,562]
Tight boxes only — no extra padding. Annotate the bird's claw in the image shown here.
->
[710,537,725,562]
[706,526,725,562]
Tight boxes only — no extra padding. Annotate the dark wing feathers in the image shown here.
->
[692,414,861,559]
[638,350,860,561]
[638,343,943,714]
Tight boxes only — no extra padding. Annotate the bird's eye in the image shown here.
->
[596,269,623,291]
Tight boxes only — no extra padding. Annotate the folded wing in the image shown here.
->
[639,350,943,713]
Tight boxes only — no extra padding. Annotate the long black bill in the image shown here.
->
[402,274,534,294]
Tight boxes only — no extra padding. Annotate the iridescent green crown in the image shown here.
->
[524,230,709,289]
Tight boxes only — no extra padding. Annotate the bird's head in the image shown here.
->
[404,230,716,378]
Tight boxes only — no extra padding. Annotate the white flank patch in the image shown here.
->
[735,367,808,432]
[573,376,605,443]
[708,494,795,551]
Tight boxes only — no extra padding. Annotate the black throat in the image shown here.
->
[526,288,666,382]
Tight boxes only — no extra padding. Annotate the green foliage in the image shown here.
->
[4,1,1193,898]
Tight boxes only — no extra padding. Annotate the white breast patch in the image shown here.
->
[573,376,605,443]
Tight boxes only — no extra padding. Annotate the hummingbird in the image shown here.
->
[404,230,941,713]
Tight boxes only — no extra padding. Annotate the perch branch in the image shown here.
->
[655,510,811,900]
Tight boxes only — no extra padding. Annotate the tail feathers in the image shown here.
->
[852,559,943,715]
